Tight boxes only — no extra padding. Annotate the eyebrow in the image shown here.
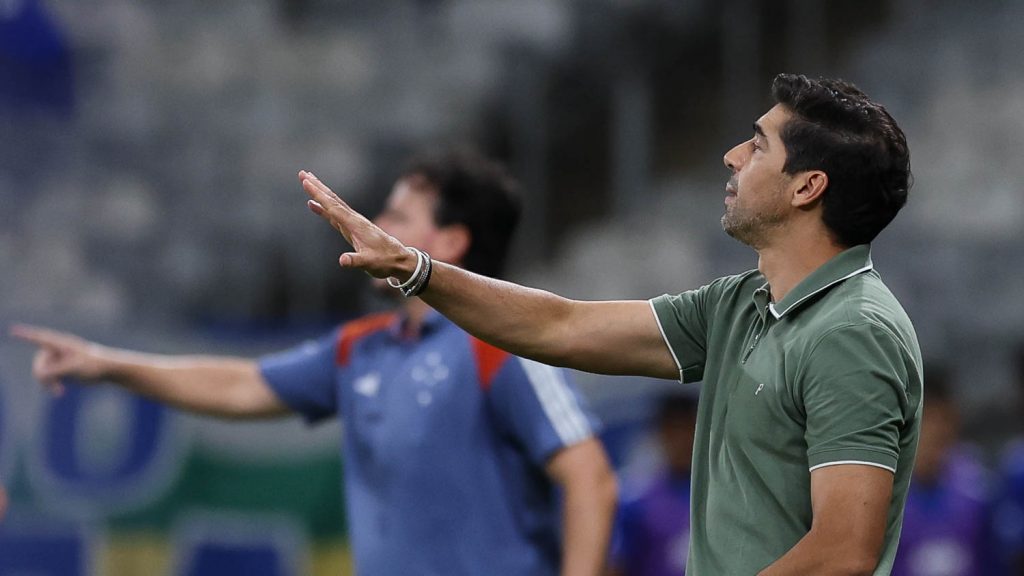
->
[753,122,767,141]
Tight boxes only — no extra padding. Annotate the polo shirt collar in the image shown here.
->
[391,307,449,339]
[760,244,874,320]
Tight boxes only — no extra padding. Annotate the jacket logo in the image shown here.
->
[755,383,765,395]
[354,372,381,397]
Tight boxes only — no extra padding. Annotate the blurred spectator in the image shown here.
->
[995,347,1024,575]
[892,368,1000,576]
[608,392,697,576]
[0,0,74,114]
[0,485,7,522]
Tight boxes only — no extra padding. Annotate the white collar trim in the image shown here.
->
[768,263,873,320]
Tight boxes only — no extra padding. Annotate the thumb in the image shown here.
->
[339,252,388,279]
[36,352,77,382]
[43,378,66,397]
[339,252,364,269]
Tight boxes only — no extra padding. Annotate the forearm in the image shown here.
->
[419,262,673,377]
[418,261,577,365]
[559,468,618,576]
[99,349,284,419]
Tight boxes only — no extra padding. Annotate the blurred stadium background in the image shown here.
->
[2,0,1023,574]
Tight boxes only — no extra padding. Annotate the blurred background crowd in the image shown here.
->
[2,0,1023,574]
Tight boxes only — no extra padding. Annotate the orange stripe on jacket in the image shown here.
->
[470,337,511,391]
[336,312,398,367]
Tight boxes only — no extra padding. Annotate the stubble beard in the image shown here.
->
[721,196,787,250]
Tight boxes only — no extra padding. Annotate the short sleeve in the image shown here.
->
[798,323,913,473]
[258,329,340,424]
[487,357,600,466]
[650,277,732,383]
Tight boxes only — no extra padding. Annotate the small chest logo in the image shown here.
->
[354,371,381,397]
[755,382,765,396]
[411,352,450,387]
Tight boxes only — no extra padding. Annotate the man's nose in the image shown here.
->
[723,142,745,171]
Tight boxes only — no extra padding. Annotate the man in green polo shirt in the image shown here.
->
[299,73,920,575]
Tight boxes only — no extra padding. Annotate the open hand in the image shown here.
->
[298,170,417,281]
[9,324,109,396]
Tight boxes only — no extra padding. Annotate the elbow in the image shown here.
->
[591,460,619,516]
[824,538,882,576]
[597,467,619,511]
[837,558,878,576]
[839,535,884,575]
[605,467,620,504]
[567,452,619,514]
[799,524,882,576]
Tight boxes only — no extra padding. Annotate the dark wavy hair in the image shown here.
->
[401,149,522,278]
[771,74,912,247]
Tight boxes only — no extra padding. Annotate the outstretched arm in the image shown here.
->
[299,171,679,380]
[10,324,290,419]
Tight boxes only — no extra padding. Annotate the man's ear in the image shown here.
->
[434,224,472,265]
[791,170,829,208]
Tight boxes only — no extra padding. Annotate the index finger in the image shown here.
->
[9,324,73,348]
[300,174,355,216]
[299,174,366,244]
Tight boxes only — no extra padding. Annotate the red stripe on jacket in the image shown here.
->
[470,337,511,391]
[336,313,397,367]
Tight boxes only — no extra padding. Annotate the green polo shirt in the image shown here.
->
[651,244,922,575]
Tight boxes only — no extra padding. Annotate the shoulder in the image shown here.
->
[797,273,920,367]
[705,269,763,299]
[658,270,763,300]
[797,319,918,383]
[654,270,763,315]
[827,272,917,343]
[336,312,397,366]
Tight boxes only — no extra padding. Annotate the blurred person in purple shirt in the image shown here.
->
[892,369,1000,576]
[608,393,697,576]
[998,438,1024,575]
[995,346,1024,575]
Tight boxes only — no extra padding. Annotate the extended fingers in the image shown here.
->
[299,173,372,245]
[10,324,72,349]
[299,172,346,210]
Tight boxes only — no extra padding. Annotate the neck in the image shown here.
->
[400,297,433,337]
[757,227,844,303]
